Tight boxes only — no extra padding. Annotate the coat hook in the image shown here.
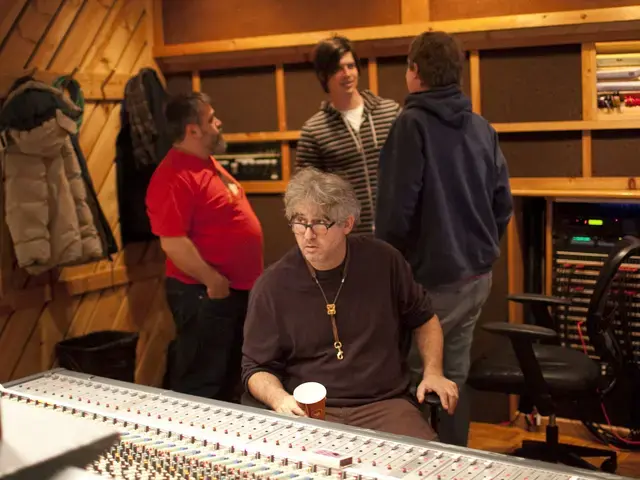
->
[61,66,80,90]
[100,68,116,98]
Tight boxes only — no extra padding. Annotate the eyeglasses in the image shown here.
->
[289,221,336,236]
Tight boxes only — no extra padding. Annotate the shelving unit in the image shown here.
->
[595,41,640,120]
[162,37,640,196]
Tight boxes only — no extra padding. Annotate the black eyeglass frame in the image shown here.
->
[289,221,336,236]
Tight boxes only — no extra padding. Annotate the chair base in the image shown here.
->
[513,439,617,473]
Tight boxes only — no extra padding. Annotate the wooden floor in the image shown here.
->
[468,421,640,478]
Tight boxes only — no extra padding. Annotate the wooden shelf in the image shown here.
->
[596,111,640,122]
[225,131,301,143]
[0,260,165,315]
[513,188,640,199]
[494,120,640,132]
[596,41,640,54]
[221,120,640,145]
[242,180,288,194]
[154,7,640,72]
[510,177,640,199]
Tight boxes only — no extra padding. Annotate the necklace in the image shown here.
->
[305,247,350,361]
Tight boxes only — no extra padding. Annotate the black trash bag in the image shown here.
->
[55,331,139,383]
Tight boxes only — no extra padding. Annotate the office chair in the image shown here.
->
[465,236,640,473]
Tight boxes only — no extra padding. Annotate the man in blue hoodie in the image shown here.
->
[375,31,513,447]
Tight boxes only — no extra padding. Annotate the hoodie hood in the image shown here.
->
[404,84,471,128]
[0,79,81,133]
[8,109,77,157]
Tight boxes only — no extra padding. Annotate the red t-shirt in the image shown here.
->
[145,148,264,290]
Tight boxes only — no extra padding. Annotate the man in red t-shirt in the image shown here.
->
[146,92,264,401]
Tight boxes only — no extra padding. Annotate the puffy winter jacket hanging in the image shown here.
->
[0,79,108,275]
[52,75,118,259]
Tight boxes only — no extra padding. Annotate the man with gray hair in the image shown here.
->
[241,167,458,440]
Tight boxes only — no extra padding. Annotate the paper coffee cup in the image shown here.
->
[293,382,327,420]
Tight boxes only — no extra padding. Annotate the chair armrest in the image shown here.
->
[506,295,569,336]
[507,293,571,307]
[482,322,556,416]
[425,392,441,407]
[483,322,558,342]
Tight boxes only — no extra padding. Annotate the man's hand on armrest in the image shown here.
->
[159,236,229,298]
[247,372,306,417]
[414,315,460,414]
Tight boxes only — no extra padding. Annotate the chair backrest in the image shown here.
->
[586,235,640,379]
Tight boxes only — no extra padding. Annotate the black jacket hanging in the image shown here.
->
[116,68,172,245]
[52,75,118,258]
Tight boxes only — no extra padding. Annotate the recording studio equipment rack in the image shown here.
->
[551,201,640,367]
[1,369,633,480]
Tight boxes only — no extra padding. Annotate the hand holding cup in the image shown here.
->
[293,382,327,420]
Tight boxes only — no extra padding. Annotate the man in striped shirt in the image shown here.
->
[295,35,400,235]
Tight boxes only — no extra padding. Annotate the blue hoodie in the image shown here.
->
[375,85,513,288]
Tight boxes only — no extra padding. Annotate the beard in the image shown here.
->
[210,133,227,155]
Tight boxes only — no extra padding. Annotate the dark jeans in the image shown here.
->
[163,277,249,401]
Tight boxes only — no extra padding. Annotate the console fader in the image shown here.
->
[1,369,632,480]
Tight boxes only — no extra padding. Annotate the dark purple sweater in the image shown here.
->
[241,236,435,407]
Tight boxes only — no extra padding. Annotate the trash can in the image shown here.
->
[55,331,139,383]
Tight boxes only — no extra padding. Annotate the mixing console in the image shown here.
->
[1,369,631,480]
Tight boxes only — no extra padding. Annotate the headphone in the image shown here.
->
[586,235,640,379]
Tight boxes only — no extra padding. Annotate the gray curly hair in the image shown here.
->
[284,167,361,225]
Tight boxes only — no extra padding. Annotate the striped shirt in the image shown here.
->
[295,90,401,234]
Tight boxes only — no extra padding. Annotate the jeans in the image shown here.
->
[163,277,248,401]
[409,272,493,446]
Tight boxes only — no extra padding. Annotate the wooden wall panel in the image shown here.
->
[0,0,63,71]
[0,0,172,388]
[247,196,296,267]
[165,73,192,96]
[161,0,401,45]
[47,0,118,72]
[499,132,583,177]
[429,0,640,22]
[377,54,471,107]
[480,45,582,123]
[201,68,278,132]
[592,131,640,177]
[201,66,279,133]
[284,61,370,130]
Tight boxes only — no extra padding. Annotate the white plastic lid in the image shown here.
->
[293,382,327,404]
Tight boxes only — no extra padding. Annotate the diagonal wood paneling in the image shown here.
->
[46,0,117,72]
[0,0,172,388]
[25,0,85,70]
[0,0,30,50]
